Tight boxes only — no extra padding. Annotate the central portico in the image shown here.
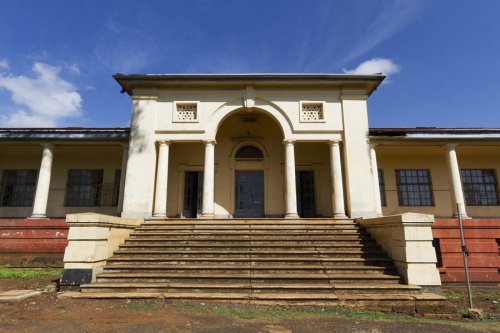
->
[115,74,385,219]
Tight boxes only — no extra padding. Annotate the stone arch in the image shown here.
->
[205,98,293,140]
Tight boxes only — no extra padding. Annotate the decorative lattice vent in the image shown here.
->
[300,103,324,122]
[175,103,198,122]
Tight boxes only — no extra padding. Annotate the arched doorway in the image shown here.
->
[214,109,283,218]
[234,145,265,217]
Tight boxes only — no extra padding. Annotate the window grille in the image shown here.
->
[396,169,434,206]
[0,169,37,207]
[378,169,386,206]
[65,169,103,207]
[175,103,198,122]
[460,169,499,206]
[300,103,324,122]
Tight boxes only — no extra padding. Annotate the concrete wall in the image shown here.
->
[0,144,123,218]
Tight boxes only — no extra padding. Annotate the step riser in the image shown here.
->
[97,277,400,284]
[107,260,392,266]
[103,268,396,275]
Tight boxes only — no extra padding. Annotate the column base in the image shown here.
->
[29,214,47,219]
[334,213,348,219]
[152,213,167,217]
[285,213,300,219]
[200,213,215,219]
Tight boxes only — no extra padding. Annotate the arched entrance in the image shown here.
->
[234,145,265,217]
[214,109,283,218]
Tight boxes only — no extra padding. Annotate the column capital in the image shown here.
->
[41,143,55,150]
[328,140,341,147]
[203,140,216,146]
[445,143,457,151]
[283,139,295,146]
[156,140,170,146]
[369,142,379,149]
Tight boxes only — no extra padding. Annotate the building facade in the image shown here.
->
[0,74,498,282]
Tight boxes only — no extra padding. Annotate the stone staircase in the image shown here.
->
[77,219,445,311]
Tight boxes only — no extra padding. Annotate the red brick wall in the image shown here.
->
[0,218,68,267]
[433,218,500,283]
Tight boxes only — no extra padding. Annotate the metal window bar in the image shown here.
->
[460,169,500,206]
[0,170,37,207]
[396,169,434,206]
[378,169,387,206]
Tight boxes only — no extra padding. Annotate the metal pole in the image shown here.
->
[457,203,473,308]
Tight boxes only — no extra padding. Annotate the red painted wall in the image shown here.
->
[0,218,68,267]
[433,218,500,283]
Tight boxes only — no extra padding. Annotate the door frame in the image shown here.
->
[229,141,269,218]
[234,170,265,218]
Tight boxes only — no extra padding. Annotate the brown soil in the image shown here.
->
[0,277,499,333]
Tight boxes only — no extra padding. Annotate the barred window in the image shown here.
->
[396,169,433,206]
[0,170,37,207]
[460,169,499,206]
[378,169,386,206]
[111,169,121,207]
[65,169,103,207]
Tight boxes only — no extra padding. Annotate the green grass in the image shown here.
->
[175,303,500,332]
[0,267,61,280]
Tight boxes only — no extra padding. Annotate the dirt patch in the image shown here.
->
[0,274,499,333]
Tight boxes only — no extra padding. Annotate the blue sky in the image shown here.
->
[0,0,499,128]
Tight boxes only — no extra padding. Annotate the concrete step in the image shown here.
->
[96,272,401,284]
[107,256,392,265]
[121,240,375,246]
[81,281,421,295]
[137,225,358,230]
[67,291,447,314]
[130,231,366,236]
[102,264,396,275]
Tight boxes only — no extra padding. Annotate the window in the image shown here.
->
[111,169,121,207]
[378,169,386,206]
[235,146,263,159]
[65,169,103,207]
[0,170,37,207]
[396,169,433,206]
[460,169,499,206]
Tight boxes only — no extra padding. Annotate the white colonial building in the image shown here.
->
[116,73,385,220]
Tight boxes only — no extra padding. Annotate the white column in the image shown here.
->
[153,141,170,217]
[31,144,55,218]
[117,144,128,215]
[329,140,347,218]
[284,140,299,218]
[201,140,216,218]
[446,144,468,217]
[370,143,383,216]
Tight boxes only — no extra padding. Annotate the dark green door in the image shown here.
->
[235,171,264,218]
[296,170,317,218]
[183,171,203,218]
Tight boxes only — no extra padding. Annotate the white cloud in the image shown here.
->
[336,1,421,67]
[343,58,401,76]
[67,63,80,75]
[0,62,82,127]
[2,110,57,127]
[0,59,9,70]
